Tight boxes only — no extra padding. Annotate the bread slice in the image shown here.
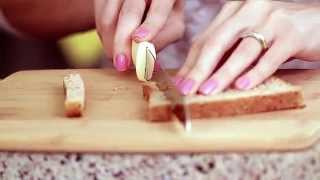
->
[63,73,85,117]
[142,77,305,121]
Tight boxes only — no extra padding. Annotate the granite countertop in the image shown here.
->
[0,143,319,180]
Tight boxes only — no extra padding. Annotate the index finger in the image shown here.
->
[113,0,146,71]
[132,0,181,42]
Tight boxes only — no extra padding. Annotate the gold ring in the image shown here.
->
[241,31,268,50]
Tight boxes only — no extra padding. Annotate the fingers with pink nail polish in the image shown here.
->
[178,79,195,95]
[172,76,183,86]
[132,27,150,41]
[134,0,176,42]
[114,53,130,72]
[95,0,185,75]
[235,77,251,90]
[113,0,146,73]
[153,61,162,73]
[199,79,219,95]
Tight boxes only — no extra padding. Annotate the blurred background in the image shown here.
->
[0,29,103,79]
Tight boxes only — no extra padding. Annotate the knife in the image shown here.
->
[146,47,192,132]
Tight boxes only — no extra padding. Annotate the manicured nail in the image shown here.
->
[114,54,129,72]
[178,79,195,95]
[154,62,161,72]
[133,27,149,40]
[172,76,183,86]
[236,77,251,89]
[199,79,219,95]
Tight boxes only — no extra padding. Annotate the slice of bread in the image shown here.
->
[142,77,305,121]
[63,73,85,117]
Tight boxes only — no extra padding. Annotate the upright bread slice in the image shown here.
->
[142,77,305,121]
[63,73,85,117]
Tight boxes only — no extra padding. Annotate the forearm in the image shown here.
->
[1,0,95,40]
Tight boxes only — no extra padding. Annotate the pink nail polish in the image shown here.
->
[172,76,183,86]
[178,79,195,95]
[199,79,218,95]
[236,77,251,89]
[114,54,129,72]
[133,27,149,40]
[154,62,161,72]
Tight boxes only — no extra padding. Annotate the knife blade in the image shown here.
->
[146,48,192,132]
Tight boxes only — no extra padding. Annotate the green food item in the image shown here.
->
[59,30,103,67]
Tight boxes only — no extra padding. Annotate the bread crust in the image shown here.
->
[142,79,305,121]
[186,90,304,119]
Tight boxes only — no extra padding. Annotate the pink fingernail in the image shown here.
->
[178,79,195,95]
[172,76,183,86]
[114,54,129,72]
[199,79,219,95]
[133,27,149,40]
[236,77,251,89]
[154,62,161,72]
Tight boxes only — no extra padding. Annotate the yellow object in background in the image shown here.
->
[59,30,103,67]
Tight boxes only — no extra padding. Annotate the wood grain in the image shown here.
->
[0,69,319,153]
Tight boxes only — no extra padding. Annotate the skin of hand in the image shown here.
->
[94,0,185,72]
[175,0,320,95]
[1,0,95,39]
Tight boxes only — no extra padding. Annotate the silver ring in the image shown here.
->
[241,31,269,50]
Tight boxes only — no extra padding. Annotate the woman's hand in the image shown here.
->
[175,0,320,95]
[95,0,185,71]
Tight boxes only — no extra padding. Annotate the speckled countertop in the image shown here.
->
[0,143,319,180]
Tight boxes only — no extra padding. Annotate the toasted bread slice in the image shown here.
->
[142,77,305,121]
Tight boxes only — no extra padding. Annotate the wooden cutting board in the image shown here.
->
[0,69,319,153]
